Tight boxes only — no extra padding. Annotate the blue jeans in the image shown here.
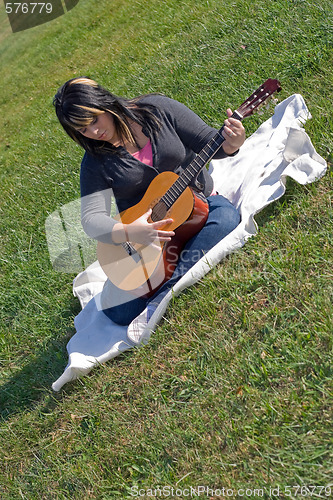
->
[102,195,240,325]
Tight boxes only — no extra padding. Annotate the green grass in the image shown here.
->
[0,0,332,497]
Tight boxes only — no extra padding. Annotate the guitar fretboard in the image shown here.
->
[161,128,225,209]
[158,110,243,212]
[118,79,281,251]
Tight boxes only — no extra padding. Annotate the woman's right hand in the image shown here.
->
[112,209,175,246]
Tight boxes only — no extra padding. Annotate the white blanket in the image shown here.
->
[52,94,327,391]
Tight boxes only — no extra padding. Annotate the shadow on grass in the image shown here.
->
[0,178,307,422]
[0,296,82,422]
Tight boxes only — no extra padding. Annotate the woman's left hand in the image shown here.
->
[222,108,246,156]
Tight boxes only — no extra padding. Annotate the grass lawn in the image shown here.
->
[0,0,332,498]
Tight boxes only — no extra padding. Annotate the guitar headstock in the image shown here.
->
[234,79,282,119]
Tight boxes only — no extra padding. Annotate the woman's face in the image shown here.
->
[78,112,118,143]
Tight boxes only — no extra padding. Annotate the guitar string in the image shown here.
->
[154,87,276,216]
[153,106,250,214]
[159,131,225,210]
[167,106,251,199]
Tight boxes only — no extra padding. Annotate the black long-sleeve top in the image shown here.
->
[80,94,232,243]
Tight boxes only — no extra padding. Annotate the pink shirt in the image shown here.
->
[131,139,217,195]
[131,139,153,167]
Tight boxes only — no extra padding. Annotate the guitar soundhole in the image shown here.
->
[151,200,168,222]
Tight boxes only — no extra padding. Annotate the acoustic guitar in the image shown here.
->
[97,79,281,298]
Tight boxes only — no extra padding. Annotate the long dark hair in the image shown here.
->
[53,77,161,156]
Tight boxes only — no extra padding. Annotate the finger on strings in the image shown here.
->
[223,126,235,138]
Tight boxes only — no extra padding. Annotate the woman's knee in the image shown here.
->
[100,280,147,325]
[222,204,241,234]
[208,196,240,237]
[102,298,146,325]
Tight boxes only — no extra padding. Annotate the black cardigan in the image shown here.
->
[80,94,232,243]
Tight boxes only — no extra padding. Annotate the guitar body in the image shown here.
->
[97,171,209,298]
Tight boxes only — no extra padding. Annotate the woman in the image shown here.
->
[54,77,245,334]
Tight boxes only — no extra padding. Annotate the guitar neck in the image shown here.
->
[154,78,281,215]
[160,110,243,209]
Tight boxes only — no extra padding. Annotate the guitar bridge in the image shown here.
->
[123,242,142,263]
